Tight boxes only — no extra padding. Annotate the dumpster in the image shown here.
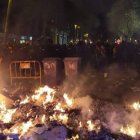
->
[42,58,62,86]
[64,57,81,80]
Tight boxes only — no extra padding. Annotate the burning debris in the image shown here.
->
[0,85,139,139]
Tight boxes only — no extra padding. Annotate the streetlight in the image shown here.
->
[74,24,80,42]
[4,0,12,40]
[74,24,78,41]
[77,25,80,40]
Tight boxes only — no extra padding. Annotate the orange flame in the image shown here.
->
[50,113,68,124]
[20,95,30,105]
[63,93,73,107]
[54,103,65,112]
[120,125,137,137]
[0,102,16,123]
[132,102,140,111]
[87,120,95,131]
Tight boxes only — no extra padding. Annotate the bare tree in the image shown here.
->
[108,0,140,40]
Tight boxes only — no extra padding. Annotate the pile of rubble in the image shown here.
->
[0,85,139,140]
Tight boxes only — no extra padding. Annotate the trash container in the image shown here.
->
[42,58,62,86]
[64,57,81,80]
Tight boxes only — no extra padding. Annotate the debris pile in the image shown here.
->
[0,85,140,140]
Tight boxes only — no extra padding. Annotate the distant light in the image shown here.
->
[29,36,32,41]
[84,33,89,38]
[20,40,23,44]
[74,24,78,29]
[85,39,88,44]
[116,39,121,44]
[76,39,79,42]
[20,40,25,44]
[70,40,73,43]
[135,40,137,43]
[21,36,25,40]
[77,26,80,29]
[89,40,93,44]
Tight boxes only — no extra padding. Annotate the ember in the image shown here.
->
[0,85,140,139]
[131,102,140,111]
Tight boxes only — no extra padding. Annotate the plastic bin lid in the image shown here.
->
[64,57,81,61]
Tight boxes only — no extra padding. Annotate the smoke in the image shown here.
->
[59,78,95,119]
[74,95,94,120]
[103,103,140,133]
[59,63,140,133]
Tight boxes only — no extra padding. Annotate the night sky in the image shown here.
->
[0,0,114,37]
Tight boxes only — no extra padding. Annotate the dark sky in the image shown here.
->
[0,0,114,35]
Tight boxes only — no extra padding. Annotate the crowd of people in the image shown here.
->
[0,39,140,70]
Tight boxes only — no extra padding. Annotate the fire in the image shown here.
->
[6,119,33,137]
[12,127,19,134]
[50,113,68,124]
[2,85,139,139]
[63,93,73,107]
[131,102,140,111]
[87,120,95,131]
[41,114,46,124]
[35,85,55,96]
[50,113,57,121]
[79,121,82,128]
[21,119,33,136]
[87,120,100,133]
[43,92,54,105]
[71,134,79,140]
[0,102,16,123]
[32,85,55,101]
[120,125,137,137]
[1,109,16,123]
[0,101,6,110]
[54,102,65,112]
[20,95,30,105]
[31,93,41,101]
[58,113,68,124]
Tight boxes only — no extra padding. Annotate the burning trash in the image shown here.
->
[0,85,140,139]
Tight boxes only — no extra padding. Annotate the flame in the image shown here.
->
[5,119,33,137]
[120,125,137,137]
[54,103,65,112]
[87,120,95,131]
[31,94,41,101]
[0,102,14,123]
[35,85,55,96]
[41,114,46,124]
[0,108,16,123]
[43,92,54,105]
[20,95,30,105]
[0,102,6,110]
[12,127,19,134]
[63,93,73,107]
[21,119,33,136]
[32,86,55,104]
[71,134,79,140]
[132,102,140,111]
[50,113,57,121]
[58,113,68,124]
[79,121,82,128]
[50,113,68,124]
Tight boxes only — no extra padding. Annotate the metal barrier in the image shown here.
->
[10,60,42,85]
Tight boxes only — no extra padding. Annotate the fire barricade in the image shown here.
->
[42,58,62,86]
[10,60,42,85]
[64,57,81,80]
